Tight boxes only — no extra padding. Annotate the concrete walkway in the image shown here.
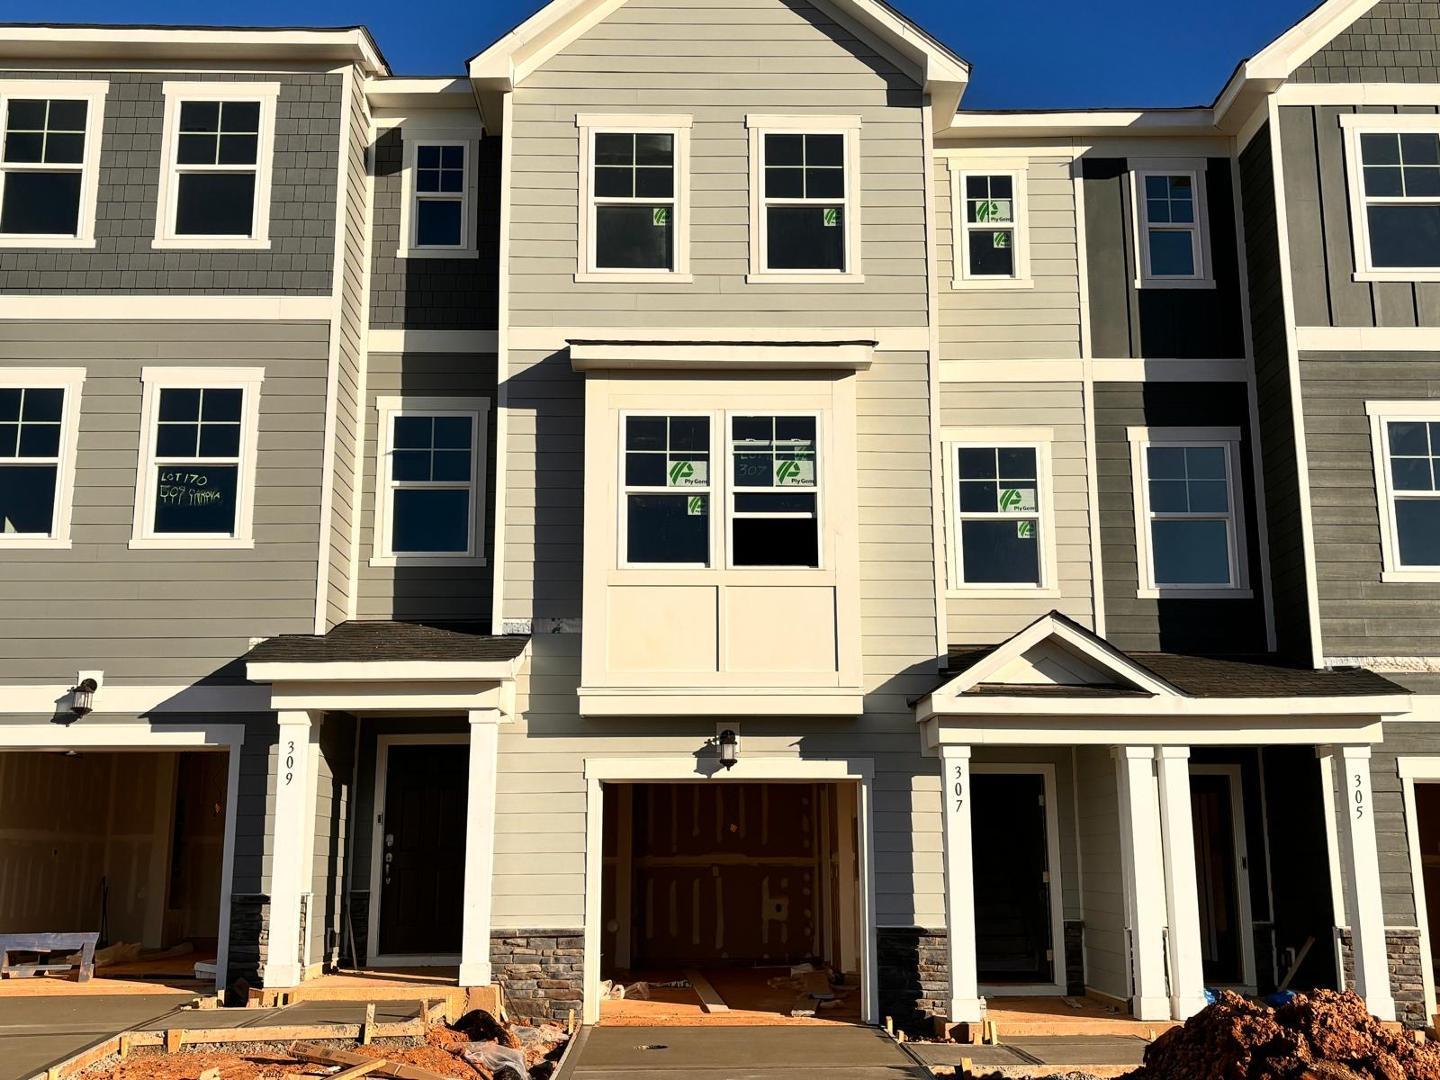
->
[0,992,191,1080]
[556,1024,931,1079]
[911,1034,1149,1076]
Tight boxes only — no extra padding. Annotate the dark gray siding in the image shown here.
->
[1081,157,1246,360]
[1241,123,1313,663]
[356,351,497,622]
[1293,0,1440,83]
[369,128,499,330]
[311,712,355,968]
[0,322,328,682]
[1279,103,1440,330]
[0,70,340,295]
[1299,350,1440,656]
[1094,381,1269,653]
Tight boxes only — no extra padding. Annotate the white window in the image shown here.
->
[372,397,489,566]
[130,368,263,549]
[942,430,1058,594]
[154,81,279,250]
[729,414,820,568]
[576,114,690,282]
[1132,162,1213,288]
[0,368,84,548]
[949,163,1032,288]
[747,115,862,282]
[1366,401,1440,579]
[621,413,711,567]
[0,81,107,248]
[1128,426,1250,597]
[1342,114,1440,281]
[398,132,480,259]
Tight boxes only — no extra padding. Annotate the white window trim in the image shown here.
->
[1366,399,1440,581]
[947,159,1033,290]
[397,129,481,260]
[576,113,692,283]
[1127,425,1252,599]
[0,80,108,249]
[152,81,280,251]
[1130,159,1215,290]
[724,410,824,572]
[129,367,263,550]
[1340,113,1440,283]
[746,113,863,284]
[617,410,713,570]
[941,427,1059,598]
[0,367,85,549]
[370,395,490,568]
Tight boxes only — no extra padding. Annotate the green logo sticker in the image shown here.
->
[687,495,705,516]
[653,207,669,226]
[998,486,1037,513]
[774,457,814,487]
[668,459,707,487]
[822,208,839,227]
[1016,520,1034,539]
[993,231,1010,249]
[975,199,999,222]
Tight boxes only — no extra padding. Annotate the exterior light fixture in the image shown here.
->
[717,728,739,770]
[69,678,98,719]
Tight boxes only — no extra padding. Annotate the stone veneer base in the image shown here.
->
[491,929,584,1022]
[1339,927,1427,1028]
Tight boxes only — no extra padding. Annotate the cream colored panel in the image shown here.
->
[607,585,718,673]
[724,585,837,674]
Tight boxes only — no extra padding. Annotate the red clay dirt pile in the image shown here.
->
[1129,989,1440,1080]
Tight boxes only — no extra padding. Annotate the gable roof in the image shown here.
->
[466,0,968,131]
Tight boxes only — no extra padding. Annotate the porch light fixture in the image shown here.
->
[68,678,98,719]
[717,729,739,770]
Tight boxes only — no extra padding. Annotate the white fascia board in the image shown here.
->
[584,756,873,781]
[921,715,1386,748]
[247,658,522,683]
[1245,0,1382,79]
[268,683,509,712]
[925,693,1410,718]
[941,110,1221,139]
[568,341,874,372]
[0,26,387,74]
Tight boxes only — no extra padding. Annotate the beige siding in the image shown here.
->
[1075,746,1126,999]
[939,381,1094,644]
[935,155,1082,362]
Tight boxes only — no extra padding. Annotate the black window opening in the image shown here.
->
[389,414,476,556]
[593,132,675,270]
[963,174,1016,278]
[955,446,1040,585]
[624,414,710,565]
[763,132,846,272]
[0,386,64,537]
[0,98,88,236]
[731,414,819,567]
[173,100,261,237]
[415,144,466,248]
[1387,419,1440,567]
[1143,174,1199,278]
[1145,444,1235,587]
[151,387,244,536]
[1360,131,1440,269]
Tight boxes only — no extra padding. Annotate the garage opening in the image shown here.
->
[599,780,862,1024]
[0,749,228,990]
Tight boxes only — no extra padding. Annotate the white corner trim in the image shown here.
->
[0,80,110,250]
[368,329,500,353]
[0,367,85,549]
[396,130,481,259]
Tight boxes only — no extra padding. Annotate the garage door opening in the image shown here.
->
[598,780,862,1025]
[0,749,229,991]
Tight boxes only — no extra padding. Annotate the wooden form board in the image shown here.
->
[681,969,729,1013]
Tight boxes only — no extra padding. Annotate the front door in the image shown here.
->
[1191,770,1246,984]
[377,743,469,957]
[972,772,1053,984]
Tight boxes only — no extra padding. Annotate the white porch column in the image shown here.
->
[264,710,316,987]
[939,744,982,1023]
[1114,746,1170,1021]
[1156,747,1206,1020]
[460,708,502,986]
[1331,745,1396,1021]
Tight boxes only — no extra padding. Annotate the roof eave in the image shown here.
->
[0,25,388,74]
[940,109,1222,140]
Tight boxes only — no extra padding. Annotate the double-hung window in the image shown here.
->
[1343,115,1440,278]
[731,415,820,567]
[951,445,1045,586]
[578,115,690,280]
[1129,427,1249,596]
[131,368,263,549]
[1366,402,1440,577]
[0,81,107,247]
[155,82,279,249]
[748,115,861,280]
[1133,164,1212,288]
[622,414,710,566]
[400,134,480,258]
[373,397,489,565]
[950,166,1032,287]
[0,370,84,547]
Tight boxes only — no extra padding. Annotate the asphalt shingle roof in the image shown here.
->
[247,621,529,665]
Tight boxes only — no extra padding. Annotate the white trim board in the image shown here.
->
[0,295,332,320]
[1,681,271,714]
[1297,326,1440,352]
[508,325,930,353]
[368,329,499,353]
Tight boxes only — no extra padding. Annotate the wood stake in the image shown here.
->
[331,1061,389,1080]
[361,1002,375,1045]
[164,1029,183,1054]
[884,1015,894,1036]
[566,1007,575,1034]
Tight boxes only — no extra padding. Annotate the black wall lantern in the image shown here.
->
[69,678,98,719]
[717,728,739,770]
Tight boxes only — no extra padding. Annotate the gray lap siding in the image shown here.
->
[0,70,341,295]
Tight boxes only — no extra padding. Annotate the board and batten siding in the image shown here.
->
[356,351,498,622]
[933,154,1082,361]
[1299,351,1440,656]
[1279,103,1440,331]
[507,0,929,329]
[938,381,1094,644]
[0,322,328,682]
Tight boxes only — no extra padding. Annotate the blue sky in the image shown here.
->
[23,0,1315,109]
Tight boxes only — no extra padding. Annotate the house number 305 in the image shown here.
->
[1353,772,1366,820]
[285,740,296,785]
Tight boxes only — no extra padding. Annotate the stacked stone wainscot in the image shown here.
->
[490,929,584,1022]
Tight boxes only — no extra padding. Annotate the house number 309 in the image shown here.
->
[285,740,296,785]
[1353,772,1366,820]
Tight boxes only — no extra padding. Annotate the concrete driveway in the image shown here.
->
[0,993,191,1080]
[556,1025,930,1079]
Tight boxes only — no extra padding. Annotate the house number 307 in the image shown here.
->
[1353,772,1366,820]
[953,764,965,813]
[285,740,296,785]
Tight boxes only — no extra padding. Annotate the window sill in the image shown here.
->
[1354,269,1440,283]
[400,247,480,261]
[0,536,72,550]
[575,271,693,284]
[949,586,1060,600]
[128,536,255,550]
[950,277,1035,291]
[746,272,865,285]
[1136,586,1253,600]
[0,236,95,249]
[1381,568,1440,583]
[151,236,271,251]
[369,555,488,568]
[1134,277,1216,290]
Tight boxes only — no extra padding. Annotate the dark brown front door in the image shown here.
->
[1192,773,1244,984]
[378,743,468,956]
